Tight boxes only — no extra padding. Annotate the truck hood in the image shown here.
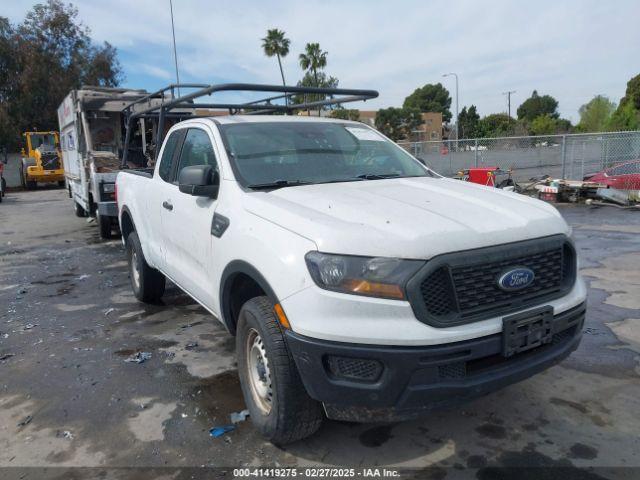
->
[243,177,569,259]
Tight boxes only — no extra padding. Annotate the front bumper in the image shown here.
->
[286,302,585,422]
[26,168,65,183]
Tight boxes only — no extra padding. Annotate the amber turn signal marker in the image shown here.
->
[274,303,291,329]
[342,279,405,300]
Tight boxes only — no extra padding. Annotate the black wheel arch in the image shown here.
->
[119,205,136,241]
[220,260,279,335]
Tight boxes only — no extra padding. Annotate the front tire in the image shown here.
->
[126,231,165,303]
[236,296,323,445]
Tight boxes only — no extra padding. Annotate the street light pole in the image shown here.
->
[169,0,181,97]
[443,73,459,147]
[502,90,516,119]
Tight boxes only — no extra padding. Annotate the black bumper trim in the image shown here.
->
[286,302,585,422]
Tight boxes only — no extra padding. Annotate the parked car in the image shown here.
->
[584,159,640,190]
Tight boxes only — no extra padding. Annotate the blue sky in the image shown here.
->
[5,0,640,123]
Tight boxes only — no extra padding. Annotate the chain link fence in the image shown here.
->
[398,131,640,182]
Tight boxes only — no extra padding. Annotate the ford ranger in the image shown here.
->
[116,114,586,445]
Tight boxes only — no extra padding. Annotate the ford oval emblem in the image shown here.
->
[498,267,535,291]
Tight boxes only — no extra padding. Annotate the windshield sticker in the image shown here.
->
[345,127,385,142]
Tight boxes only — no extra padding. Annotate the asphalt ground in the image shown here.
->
[1,187,639,480]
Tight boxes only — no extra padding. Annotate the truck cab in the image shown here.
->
[20,131,65,189]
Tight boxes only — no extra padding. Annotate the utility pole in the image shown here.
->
[502,90,516,119]
[169,0,181,97]
[443,73,459,146]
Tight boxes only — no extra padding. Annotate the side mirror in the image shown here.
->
[178,165,219,198]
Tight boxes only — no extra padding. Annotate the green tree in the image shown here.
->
[517,90,559,122]
[478,113,515,137]
[530,114,557,136]
[607,73,640,131]
[403,83,451,122]
[606,102,640,131]
[291,71,338,108]
[374,107,422,141]
[0,0,122,150]
[618,73,640,111]
[555,118,574,134]
[298,42,327,87]
[577,95,615,132]
[261,28,290,86]
[458,105,480,139]
[330,108,360,121]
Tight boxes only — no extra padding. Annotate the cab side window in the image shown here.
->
[158,130,181,182]
[176,129,217,178]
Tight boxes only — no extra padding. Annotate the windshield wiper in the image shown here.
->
[247,179,313,190]
[356,173,401,180]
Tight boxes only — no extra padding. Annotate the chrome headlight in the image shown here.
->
[305,252,424,300]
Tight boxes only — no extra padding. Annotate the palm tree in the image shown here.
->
[298,43,327,87]
[261,28,290,86]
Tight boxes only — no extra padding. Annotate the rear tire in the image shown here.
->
[236,296,323,445]
[74,201,86,217]
[126,231,165,303]
[25,179,36,190]
[97,214,113,239]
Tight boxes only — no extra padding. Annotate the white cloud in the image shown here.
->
[5,0,640,121]
[133,63,173,80]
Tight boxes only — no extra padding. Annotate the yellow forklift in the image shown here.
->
[20,131,65,189]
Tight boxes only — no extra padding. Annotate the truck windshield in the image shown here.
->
[30,134,57,150]
[219,122,431,188]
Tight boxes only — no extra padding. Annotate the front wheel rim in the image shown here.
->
[130,250,140,290]
[246,328,273,415]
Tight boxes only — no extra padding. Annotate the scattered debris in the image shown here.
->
[1,353,15,361]
[596,187,631,206]
[17,288,28,295]
[124,351,152,364]
[23,323,38,330]
[209,425,236,438]
[230,409,250,424]
[185,342,198,351]
[17,415,33,427]
[1,333,8,339]
[56,430,74,440]
[76,274,90,280]
[104,308,115,316]
[181,413,188,418]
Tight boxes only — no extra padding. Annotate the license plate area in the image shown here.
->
[502,306,553,357]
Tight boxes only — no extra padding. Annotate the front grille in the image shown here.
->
[452,247,565,317]
[41,155,60,170]
[408,236,576,327]
[325,356,383,383]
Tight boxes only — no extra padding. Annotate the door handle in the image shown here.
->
[162,200,173,211]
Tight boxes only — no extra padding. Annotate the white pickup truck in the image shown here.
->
[116,115,587,444]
